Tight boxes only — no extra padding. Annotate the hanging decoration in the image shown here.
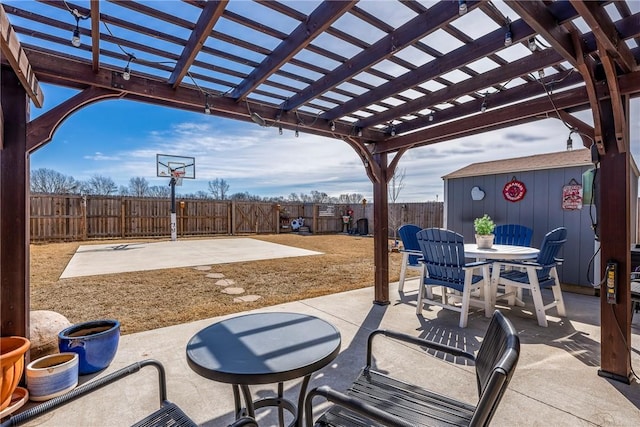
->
[503,176,526,202]
[562,178,583,210]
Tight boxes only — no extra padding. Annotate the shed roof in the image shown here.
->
[443,149,592,179]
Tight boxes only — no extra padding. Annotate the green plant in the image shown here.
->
[474,214,495,235]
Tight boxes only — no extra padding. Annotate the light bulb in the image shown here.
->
[279,126,283,135]
[330,121,336,132]
[538,69,545,79]
[528,38,537,52]
[504,31,512,47]
[566,135,573,151]
[481,100,487,113]
[357,128,363,137]
[295,128,299,138]
[390,127,396,137]
[122,66,131,81]
[204,103,211,114]
[429,113,434,122]
[71,28,81,47]
[458,0,467,15]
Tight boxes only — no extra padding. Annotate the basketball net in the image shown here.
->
[172,170,185,186]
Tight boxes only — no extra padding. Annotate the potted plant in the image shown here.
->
[474,214,495,249]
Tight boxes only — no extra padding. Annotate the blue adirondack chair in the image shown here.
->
[416,228,491,328]
[493,224,533,247]
[397,224,423,292]
[491,227,567,327]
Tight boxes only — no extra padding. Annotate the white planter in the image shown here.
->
[26,353,78,401]
[475,234,495,249]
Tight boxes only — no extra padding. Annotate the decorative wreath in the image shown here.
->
[503,177,526,202]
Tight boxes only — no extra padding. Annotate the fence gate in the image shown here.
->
[233,202,277,234]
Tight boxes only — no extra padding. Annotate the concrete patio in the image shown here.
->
[15,278,640,426]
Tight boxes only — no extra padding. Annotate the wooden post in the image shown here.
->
[0,66,30,338]
[230,200,235,235]
[373,153,390,304]
[597,99,632,383]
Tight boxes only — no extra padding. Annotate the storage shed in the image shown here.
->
[443,149,639,290]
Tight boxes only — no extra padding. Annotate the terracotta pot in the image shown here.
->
[26,353,78,401]
[475,234,495,249]
[0,336,31,411]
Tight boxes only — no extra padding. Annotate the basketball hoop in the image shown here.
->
[172,170,185,186]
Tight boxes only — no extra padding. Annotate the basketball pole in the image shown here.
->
[170,177,177,241]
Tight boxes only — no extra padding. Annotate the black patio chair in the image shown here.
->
[0,359,257,427]
[304,310,520,427]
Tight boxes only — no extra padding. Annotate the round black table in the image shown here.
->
[186,312,341,427]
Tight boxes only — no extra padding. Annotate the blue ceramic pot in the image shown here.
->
[58,319,120,375]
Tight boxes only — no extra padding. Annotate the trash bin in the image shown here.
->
[356,218,368,236]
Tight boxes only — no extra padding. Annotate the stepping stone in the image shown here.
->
[194,265,212,271]
[234,295,262,303]
[206,273,225,279]
[214,279,235,287]
[221,287,245,295]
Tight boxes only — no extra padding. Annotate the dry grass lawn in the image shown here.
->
[30,234,415,335]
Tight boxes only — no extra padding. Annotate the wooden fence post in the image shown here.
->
[120,197,126,239]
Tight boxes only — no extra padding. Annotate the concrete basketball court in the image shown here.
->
[60,238,323,278]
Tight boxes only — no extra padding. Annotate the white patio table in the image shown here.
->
[464,243,540,310]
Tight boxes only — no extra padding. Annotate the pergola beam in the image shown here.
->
[282,0,479,112]
[570,0,637,73]
[0,5,43,107]
[168,0,228,88]
[229,0,356,100]
[505,0,579,68]
[90,0,99,72]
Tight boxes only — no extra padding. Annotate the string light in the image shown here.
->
[295,127,299,138]
[330,121,336,132]
[429,113,434,122]
[528,37,538,52]
[480,96,487,113]
[122,53,135,81]
[204,94,211,114]
[71,16,81,47]
[538,69,545,79]
[279,125,283,135]
[567,129,575,151]
[357,128,363,137]
[504,18,512,47]
[458,0,467,15]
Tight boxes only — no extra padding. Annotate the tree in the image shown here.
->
[338,193,364,204]
[30,168,79,194]
[128,177,149,197]
[207,178,230,200]
[310,190,330,203]
[83,175,117,195]
[388,168,406,245]
[148,185,171,198]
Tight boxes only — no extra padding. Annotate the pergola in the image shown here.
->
[1,0,639,382]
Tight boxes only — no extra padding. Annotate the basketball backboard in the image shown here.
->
[156,154,196,179]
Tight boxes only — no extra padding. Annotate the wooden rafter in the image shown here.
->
[358,47,562,129]
[90,0,99,71]
[570,0,637,73]
[168,0,228,88]
[282,0,479,112]
[0,4,43,107]
[229,0,356,100]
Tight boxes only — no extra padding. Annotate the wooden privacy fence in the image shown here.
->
[29,194,444,242]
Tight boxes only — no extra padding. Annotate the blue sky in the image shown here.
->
[30,84,639,202]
